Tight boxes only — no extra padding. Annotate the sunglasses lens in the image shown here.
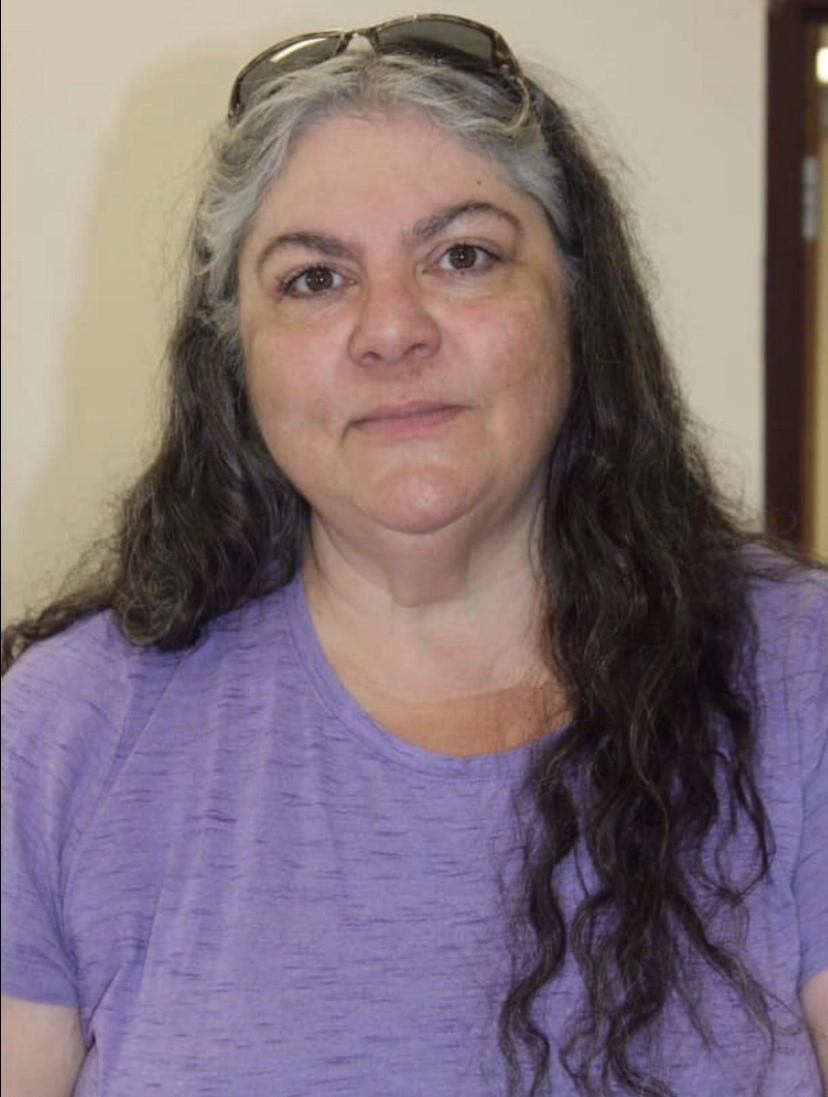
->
[229,19,519,123]
[235,35,343,113]
[374,19,494,67]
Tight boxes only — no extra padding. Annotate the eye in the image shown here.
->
[281,265,346,297]
[436,243,498,272]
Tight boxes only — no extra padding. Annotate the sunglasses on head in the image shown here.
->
[228,14,526,124]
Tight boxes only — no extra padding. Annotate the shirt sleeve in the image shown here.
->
[1,624,125,1005]
[791,579,828,987]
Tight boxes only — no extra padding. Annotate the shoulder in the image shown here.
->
[747,552,828,642]
[743,554,827,835]
[1,584,298,822]
[3,580,298,707]
[3,611,177,745]
[5,611,145,708]
[747,555,827,741]
[2,614,178,843]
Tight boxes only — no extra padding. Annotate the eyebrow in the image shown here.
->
[255,232,353,276]
[254,201,522,275]
[410,201,522,240]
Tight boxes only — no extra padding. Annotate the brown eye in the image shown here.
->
[447,244,479,269]
[436,243,498,274]
[283,266,344,296]
[302,267,336,292]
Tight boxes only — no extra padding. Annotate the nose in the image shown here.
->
[347,272,441,367]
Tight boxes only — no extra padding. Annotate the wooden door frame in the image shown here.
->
[764,0,828,544]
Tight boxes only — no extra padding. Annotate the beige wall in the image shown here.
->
[1,0,766,623]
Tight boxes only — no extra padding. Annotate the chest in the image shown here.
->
[61,681,815,1097]
[66,740,521,1095]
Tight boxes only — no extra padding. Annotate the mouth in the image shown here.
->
[351,400,465,438]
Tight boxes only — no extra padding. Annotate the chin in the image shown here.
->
[358,472,478,537]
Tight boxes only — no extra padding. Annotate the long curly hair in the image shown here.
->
[3,52,781,1096]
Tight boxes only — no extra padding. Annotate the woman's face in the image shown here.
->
[238,109,570,554]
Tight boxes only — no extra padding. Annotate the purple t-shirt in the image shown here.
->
[2,569,826,1095]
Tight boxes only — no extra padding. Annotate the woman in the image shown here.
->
[2,15,826,1097]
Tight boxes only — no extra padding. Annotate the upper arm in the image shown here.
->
[801,969,828,1093]
[0,994,86,1097]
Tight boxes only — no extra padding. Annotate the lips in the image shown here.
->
[356,400,460,423]
[351,400,464,437]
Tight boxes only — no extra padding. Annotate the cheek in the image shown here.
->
[248,380,331,459]
[244,331,327,437]
[472,295,570,410]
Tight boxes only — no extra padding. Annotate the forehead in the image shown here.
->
[251,106,547,231]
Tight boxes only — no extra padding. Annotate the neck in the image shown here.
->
[302,511,553,703]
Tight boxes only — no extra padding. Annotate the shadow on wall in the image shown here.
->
[3,47,238,625]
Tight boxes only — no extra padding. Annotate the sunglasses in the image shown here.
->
[228,14,525,124]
